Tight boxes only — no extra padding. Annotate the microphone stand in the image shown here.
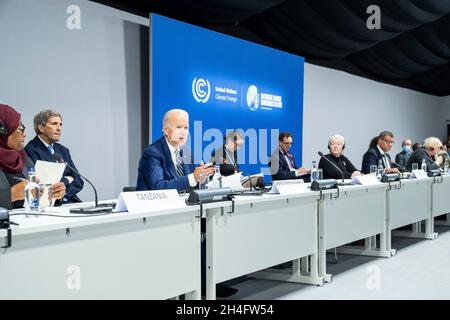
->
[52,153,112,213]
[318,151,345,184]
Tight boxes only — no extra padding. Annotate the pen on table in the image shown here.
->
[13,177,27,182]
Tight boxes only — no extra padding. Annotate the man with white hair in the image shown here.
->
[406,137,444,172]
[137,109,239,297]
[136,109,214,192]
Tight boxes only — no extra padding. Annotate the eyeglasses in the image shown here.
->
[281,141,293,146]
[16,123,25,134]
[382,138,395,145]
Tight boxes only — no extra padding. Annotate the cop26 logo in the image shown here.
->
[246,85,260,111]
[192,78,211,103]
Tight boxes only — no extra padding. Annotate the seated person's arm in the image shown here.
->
[10,180,27,203]
[361,152,378,174]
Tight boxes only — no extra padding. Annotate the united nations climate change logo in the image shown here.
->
[246,85,260,111]
[192,78,211,103]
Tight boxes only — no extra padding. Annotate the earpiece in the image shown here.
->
[0,120,8,136]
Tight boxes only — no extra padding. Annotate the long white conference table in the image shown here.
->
[1,175,449,299]
[0,205,201,299]
[202,192,323,300]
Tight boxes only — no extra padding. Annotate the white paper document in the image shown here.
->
[35,160,66,184]
[220,172,245,191]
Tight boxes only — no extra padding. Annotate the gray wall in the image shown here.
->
[1,0,448,201]
[0,0,148,201]
[303,63,447,169]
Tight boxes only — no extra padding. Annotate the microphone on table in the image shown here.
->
[318,151,345,184]
[52,153,112,213]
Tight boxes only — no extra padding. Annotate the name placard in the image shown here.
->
[410,169,428,180]
[351,175,382,186]
[270,179,308,195]
[114,189,186,214]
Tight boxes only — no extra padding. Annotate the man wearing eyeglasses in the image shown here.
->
[361,130,401,174]
[269,132,311,181]
[25,109,84,203]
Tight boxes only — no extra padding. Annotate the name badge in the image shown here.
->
[115,189,185,214]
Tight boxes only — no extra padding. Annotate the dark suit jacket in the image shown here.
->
[361,146,398,174]
[210,145,239,172]
[25,136,83,203]
[318,154,358,180]
[136,137,196,192]
[395,151,411,172]
[406,148,439,172]
[0,157,34,210]
[269,149,311,182]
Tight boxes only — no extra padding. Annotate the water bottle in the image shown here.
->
[24,167,40,216]
[211,165,221,188]
[444,159,449,175]
[311,161,319,181]
[377,159,384,180]
[421,159,427,173]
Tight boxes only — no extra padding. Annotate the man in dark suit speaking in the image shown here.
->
[25,109,84,203]
[361,131,400,174]
[137,109,237,297]
[137,109,214,192]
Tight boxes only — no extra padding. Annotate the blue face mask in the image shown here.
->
[402,145,411,153]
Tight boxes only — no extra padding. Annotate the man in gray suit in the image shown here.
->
[395,138,412,172]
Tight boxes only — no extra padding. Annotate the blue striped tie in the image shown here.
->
[175,150,184,178]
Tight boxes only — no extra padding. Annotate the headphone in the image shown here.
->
[328,143,345,150]
[0,120,8,136]
[328,135,345,151]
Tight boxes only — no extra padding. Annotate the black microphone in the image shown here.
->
[52,153,112,213]
[318,151,345,184]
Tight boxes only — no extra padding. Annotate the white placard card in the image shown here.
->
[351,175,382,186]
[410,169,428,180]
[114,189,186,214]
[270,179,308,195]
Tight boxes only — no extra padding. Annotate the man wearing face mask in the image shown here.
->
[136,109,215,192]
[395,138,413,172]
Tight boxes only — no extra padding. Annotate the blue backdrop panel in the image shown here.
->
[150,13,304,179]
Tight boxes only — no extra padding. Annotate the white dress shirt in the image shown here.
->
[377,145,391,169]
[166,139,196,187]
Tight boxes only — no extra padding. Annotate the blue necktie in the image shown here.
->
[175,150,184,177]
[48,145,55,155]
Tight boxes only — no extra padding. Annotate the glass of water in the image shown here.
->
[370,165,377,175]
[39,184,56,212]
[412,163,419,171]
[317,168,323,180]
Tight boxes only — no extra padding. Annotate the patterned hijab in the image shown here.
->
[0,104,26,173]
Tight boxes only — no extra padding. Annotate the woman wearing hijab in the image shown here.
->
[0,104,66,209]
